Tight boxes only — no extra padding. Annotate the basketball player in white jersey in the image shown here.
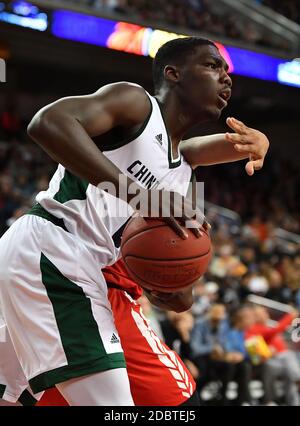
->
[0,37,269,406]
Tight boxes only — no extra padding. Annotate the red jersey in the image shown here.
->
[103,259,143,300]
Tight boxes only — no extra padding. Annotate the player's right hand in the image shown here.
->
[141,189,210,239]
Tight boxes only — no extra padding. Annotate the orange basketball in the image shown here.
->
[121,216,212,293]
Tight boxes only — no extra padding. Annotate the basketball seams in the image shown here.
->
[123,250,211,262]
[122,218,209,244]
[121,220,168,242]
[122,260,202,293]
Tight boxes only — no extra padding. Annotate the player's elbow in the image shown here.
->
[27,106,60,142]
[28,109,49,141]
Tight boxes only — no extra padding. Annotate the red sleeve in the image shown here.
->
[103,259,143,300]
[258,313,294,340]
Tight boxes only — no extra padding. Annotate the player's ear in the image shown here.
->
[164,65,180,84]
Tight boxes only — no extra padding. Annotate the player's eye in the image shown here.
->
[205,63,217,69]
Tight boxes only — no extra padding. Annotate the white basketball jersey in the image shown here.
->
[35,90,193,265]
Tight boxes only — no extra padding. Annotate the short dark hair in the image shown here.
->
[153,37,217,92]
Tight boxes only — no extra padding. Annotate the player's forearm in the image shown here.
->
[181,134,247,168]
[27,109,135,200]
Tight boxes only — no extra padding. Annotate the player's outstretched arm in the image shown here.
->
[180,117,269,176]
[27,82,150,199]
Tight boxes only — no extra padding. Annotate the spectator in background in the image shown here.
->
[190,304,233,404]
[209,244,248,310]
[209,244,247,279]
[6,206,28,228]
[0,175,21,234]
[160,311,198,380]
[246,306,300,405]
[240,247,259,274]
[237,273,254,303]
[0,104,21,140]
[224,306,254,405]
[261,0,300,24]
[279,256,300,300]
[264,268,293,304]
[65,0,293,51]
[191,280,219,319]
[247,272,269,296]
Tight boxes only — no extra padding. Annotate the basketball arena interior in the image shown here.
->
[0,0,300,408]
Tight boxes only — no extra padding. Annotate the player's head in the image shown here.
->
[153,37,232,121]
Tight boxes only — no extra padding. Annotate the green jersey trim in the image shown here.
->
[154,97,182,169]
[29,353,126,394]
[27,204,69,232]
[53,170,89,204]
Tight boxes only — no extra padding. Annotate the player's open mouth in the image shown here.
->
[219,89,231,102]
[217,89,231,108]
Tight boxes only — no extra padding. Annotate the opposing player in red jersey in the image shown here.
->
[37,258,198,406]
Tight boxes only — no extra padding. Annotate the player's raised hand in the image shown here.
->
[225,117,269,176]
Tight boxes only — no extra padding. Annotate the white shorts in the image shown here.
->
[0,214,125,396]
[0,319,42,404]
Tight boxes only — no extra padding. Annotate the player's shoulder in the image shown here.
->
[96,81,149,104]
[96,82,151,123]
[103,81,146,92]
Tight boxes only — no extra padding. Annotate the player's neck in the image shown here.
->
[154,90,196,143]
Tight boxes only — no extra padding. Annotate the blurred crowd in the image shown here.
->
[145,300,300,405]
[0,105,55,236]
[0,103,299,405]
[257,0,300,25]
[200,158,300,235]
[64,0,291,52]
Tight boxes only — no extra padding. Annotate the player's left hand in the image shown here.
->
[225,117,270,176]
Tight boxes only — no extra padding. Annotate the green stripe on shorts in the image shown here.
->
[29,253,126,393]
[18,389,38,406]
[40,253,108,364]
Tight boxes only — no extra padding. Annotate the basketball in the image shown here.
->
[121,216,212,293]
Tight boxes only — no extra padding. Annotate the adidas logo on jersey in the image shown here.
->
[110,333,120,344]
[155,134,163,145]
